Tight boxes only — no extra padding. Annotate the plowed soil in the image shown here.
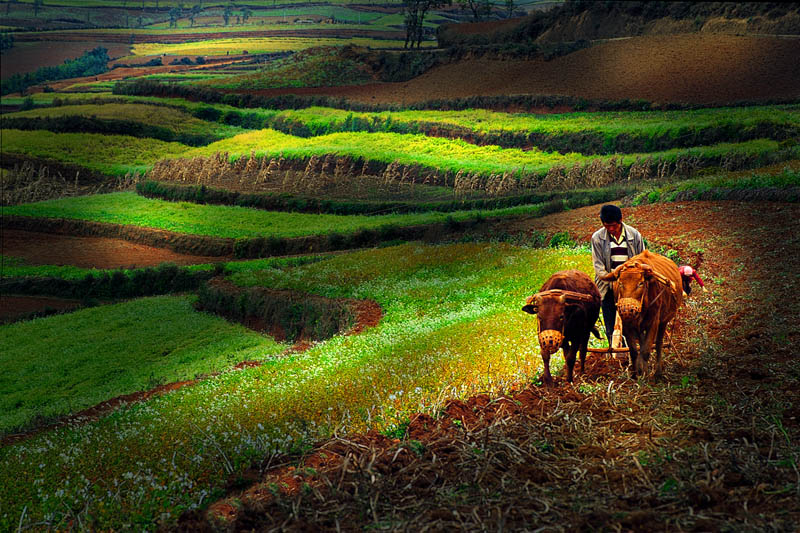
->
[175,200,800,532]
[2,229,226,269]
[245,34,800,105]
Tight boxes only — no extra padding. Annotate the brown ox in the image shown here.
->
[600,250,683,379]
[522,270,601,386]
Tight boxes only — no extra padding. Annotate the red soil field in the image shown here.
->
[247,33,800,105]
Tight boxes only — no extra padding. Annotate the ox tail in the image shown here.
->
[591,326,601,339]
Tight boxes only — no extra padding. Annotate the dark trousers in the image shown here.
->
[682,277,692,295]
[602,289,616,344]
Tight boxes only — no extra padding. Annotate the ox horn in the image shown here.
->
[558,292,566,304]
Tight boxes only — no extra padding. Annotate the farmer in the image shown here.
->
[678,265,708,297]
[591,204,646,345]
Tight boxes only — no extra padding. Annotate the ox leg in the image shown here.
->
[565,341,577,384]
[579,334,589,374]
[639,318,662,379]
[541,351,554,386]
[624,325,640,378]
[654,321,669,379]
[636,329,650,378]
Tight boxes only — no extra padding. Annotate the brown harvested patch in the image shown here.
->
[248,34,800,106]
[0,295,82,322]
[0,41,130,79]
[2,229,228,269]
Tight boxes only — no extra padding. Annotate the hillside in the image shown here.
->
[439,1,800,45]
[241,33,800,106]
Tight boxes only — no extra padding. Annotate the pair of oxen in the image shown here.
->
[522,250,683,386]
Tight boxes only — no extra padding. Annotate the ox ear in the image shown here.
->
[522,294,538,314]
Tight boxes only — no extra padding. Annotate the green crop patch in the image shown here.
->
[0,129,190,176]
[0,242,586,530]
[0,295,286,435]
[4,103,242,137]
[3,191,492,239]
[264,105,800,154]
[2,103,245,146]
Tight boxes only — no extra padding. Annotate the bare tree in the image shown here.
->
[457,0,493,21]
[189,4,200,26]
[169,6,181,27]
[404,0,451,49]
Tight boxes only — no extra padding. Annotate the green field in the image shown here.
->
[0,242,580,530]
[3,191,513,238]
[269,104,800,150]
[2,123,790,181]
[0,295,287,435]
[0,129,188,175]
[4,103,245,139]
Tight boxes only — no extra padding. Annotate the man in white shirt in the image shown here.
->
[591,204,645,345]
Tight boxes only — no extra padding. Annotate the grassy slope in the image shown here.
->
[0,295,286,435]
[0,243,584,530]
[0,244,591,529]
[275,105,800,140]
[3,191,481,238]
[0,129,189,175]
[3,103,245,138]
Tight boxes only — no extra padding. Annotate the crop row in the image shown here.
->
[3,125,794,189]
[4,103,243,141]
[12,99,799,155]
[136,179,635,215]
[632,163,800,204]
[264,105,800,155]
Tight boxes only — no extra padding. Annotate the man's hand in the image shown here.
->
[702,287,709,293]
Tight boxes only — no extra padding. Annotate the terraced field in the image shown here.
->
[2,5,800,531]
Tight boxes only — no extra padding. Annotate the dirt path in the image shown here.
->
[178,200,800,531]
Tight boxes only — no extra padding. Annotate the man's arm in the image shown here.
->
[591,233,608,278]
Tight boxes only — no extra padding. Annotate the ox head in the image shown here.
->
[522,289,592,355]
[600,262,655,321]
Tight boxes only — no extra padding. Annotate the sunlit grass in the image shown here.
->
[0,129,189,175]
[2,124,789,182]
[4,103,244,138]
[271,104,800,146]
[3,191,507,238]
[0,242,586,530]
[132,37,429,56]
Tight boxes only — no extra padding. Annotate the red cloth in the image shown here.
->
[679,265,705,287]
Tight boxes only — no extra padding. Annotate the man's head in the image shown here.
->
[600,204,623,239]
